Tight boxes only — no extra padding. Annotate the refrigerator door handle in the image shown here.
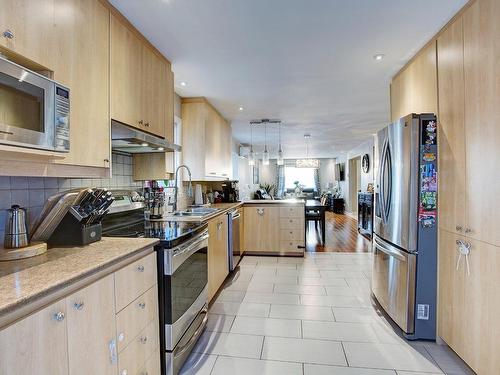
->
[378,139,387,223]
[373,236,407,261]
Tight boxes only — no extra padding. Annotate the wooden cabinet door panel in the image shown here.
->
[244,207,279,252]
[463,0,500,247]
[142,48,165,138]
[463,238,500,374]
[110,14,144,131]
[54,0,110,168]
[0,0,55,70]
[66,274,117,375]
[208,216,229,301]
[437,17,466,234]
[437,230,466,359]
[0,300,68,375]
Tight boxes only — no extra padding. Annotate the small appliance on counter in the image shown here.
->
[0,205,47,261]
[221,180,239,203]
[144,181,165,219]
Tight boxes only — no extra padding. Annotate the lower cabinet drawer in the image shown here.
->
[280,206,303,218]
[280,229,304,241]
[280,240,303,252]
[280,217,304,229]
[118,319,159,375]
[115,252,157,312]
[116,284,159,353]
[138,350,161,375]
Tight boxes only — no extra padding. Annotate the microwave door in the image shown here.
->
[0,60,55,150]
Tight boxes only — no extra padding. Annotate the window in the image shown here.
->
[284,167,316,190]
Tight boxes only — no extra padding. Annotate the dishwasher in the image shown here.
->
[227,209,242,271]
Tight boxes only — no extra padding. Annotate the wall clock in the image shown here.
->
[362,153,370,173]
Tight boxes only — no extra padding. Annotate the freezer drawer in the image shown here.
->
[372,235,416,334]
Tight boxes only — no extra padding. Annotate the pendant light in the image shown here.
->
[296,134,319,168]
[248,122,255,166]
[277,121,284,165]
[262,121,270,165]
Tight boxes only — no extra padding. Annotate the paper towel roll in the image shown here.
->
[194,184,203,205]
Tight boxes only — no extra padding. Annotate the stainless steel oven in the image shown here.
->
[158,228,209,375]
[0,56,70,152]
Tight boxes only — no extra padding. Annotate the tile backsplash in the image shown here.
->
[0,153,143,241]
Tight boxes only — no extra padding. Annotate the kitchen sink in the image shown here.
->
[173,207,220,217]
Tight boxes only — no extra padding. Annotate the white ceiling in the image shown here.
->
[111,0,466,158]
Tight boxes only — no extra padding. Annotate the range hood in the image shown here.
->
[111,121,181,154]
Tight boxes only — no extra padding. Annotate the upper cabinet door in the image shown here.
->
[66,274,117,375]
[142,48,166,138]
[110,14,144,132]
[437,17,466,235]
[463,0,500,247]
[53,0,110,168]
[0,0,56,70]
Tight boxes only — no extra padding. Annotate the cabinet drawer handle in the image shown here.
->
[109,338,118,365]
[53,311,65,322]
[138,120,143,125]
[73,301,85,311]
[257,208,265,216]
[144,122,150,127]
[455,225,463,232]
[139,336,148,344]
[3,29,14,39]
[289,231,293,234]
[465,228,473,234]
[138,302,146,309]
[137,265,145,272]
[289,219,293,223]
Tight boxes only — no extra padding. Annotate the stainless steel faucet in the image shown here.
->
[173,164,193,212]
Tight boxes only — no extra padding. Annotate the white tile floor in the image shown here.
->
[181,253,474,375]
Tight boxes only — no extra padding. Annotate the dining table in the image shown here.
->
[305,199,328,244]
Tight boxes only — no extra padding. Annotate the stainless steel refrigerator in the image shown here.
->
[372,113,437,340]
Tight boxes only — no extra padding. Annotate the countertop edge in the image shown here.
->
[0,239,159,330]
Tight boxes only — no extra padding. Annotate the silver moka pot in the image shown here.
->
[4,205,29,249]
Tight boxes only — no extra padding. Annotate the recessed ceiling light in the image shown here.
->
[180,81,187,87]
[304,134,311,139]
[373,53,385,61]
[239,106,244,111]
[141,142,148,147]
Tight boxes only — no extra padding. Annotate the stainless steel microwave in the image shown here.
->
[0,56,70,152]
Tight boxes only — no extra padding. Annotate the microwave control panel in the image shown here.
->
[54,86,70,152]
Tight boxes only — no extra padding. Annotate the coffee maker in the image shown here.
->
[221,181,239,203]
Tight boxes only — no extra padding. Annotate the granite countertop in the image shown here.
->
[242,199,305,205]
[0,237,159,327]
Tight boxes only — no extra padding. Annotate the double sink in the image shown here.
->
[172,207,220,218]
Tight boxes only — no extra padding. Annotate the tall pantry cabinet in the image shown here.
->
[437,0,500,373]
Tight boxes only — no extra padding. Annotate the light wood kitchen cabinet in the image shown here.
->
[182,97,232,180]
[244,206,280,253]
[111,13,173,140]
[0,300,68,375]
[133,152,174,181]
[0,0,56,70]
[436,18,466,235]
[437,230,466,360]
[463,0,500,247]
[208,215,229,301]
[53,0,110,168]
[390,42,438,122]
[66,274,117,375]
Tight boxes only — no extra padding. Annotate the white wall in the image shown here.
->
[337,138,375,213]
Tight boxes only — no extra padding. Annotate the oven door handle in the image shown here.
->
[173,307,208,359]
[175,231,209,258]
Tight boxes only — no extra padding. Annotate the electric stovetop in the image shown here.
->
[103,218,207,248]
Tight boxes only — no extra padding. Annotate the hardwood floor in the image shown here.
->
[306,212,371,253]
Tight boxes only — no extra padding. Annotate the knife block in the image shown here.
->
[47,210,102,247]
